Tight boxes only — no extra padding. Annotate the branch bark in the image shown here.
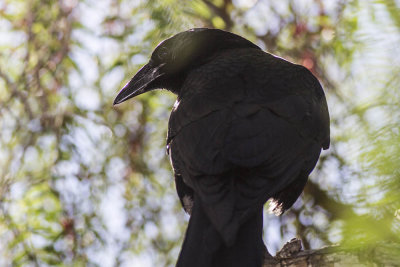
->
[264,239,400,267]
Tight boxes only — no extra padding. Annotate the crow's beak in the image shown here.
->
[113,63,165,105]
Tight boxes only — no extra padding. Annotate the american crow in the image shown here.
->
[114,28,330,267]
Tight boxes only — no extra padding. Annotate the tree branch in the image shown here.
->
[264,239,400,266]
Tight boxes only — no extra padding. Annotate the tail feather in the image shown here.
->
[213,208,265,267]
[176,196,221,267]
[176,196,265,267]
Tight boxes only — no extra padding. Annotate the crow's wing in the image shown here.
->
[167,48,329,243]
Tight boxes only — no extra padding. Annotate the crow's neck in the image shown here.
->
[161,72,188,95]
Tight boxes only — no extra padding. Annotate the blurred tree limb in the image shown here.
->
[264,241,400,267]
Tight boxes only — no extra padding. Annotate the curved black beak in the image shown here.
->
[113,63,165,105]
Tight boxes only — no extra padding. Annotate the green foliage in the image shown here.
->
[0,0,399,265]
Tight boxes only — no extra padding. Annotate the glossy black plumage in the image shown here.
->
[114,28,330,267]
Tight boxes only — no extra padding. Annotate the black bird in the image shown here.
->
[114,28,330,267]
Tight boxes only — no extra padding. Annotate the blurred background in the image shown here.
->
[0,0,399,266]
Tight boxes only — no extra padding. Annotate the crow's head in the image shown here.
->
[113,28,260,105]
